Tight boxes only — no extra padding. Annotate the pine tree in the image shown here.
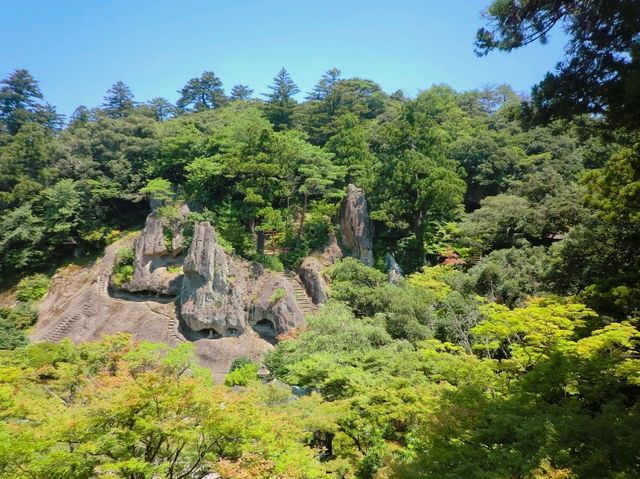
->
[306,68,341,100]
[102,81,135,118]
[263,67,299,130]
[230,84,254,101]
[177,71,226,111]
[147,97,176,121]
[324,112,375,186]
[0,69,60,134]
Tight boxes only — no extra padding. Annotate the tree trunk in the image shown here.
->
[414,210,425,265]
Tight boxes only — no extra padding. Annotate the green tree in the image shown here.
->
[230,84,254,101]
[476,0,640,128]
[0,69,60,134]
[263,67,299,130]
[306,68,341,101]
[324,112,375,186]
[146,97,176,121]
[102,81,135,118]
[177,71,227,111]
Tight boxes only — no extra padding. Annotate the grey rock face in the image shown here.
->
[298,257,328,304]
[385,251,403,284]
[250,275,305,339]
[180,222,247,335]
[123,205,189,295]
[339,184,374,266]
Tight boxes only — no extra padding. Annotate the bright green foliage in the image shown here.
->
[139,177,173,203]
[112,247,134,287]
[473,298,597,369]
[224,362,259,386]
[15,273,49,302]
[0,336,326,479]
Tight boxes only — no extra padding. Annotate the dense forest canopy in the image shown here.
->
[0,1,639,477]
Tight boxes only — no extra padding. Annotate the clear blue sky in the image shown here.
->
[1,0,567,118]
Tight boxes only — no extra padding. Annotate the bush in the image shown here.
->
[6,303,38,329]
[15,274,50,302]
[468,245,552,307]
[254,254,284,272]
[224,362,259,386]
[113,247,134,287]
[229,356,255,373]
[269,287,287,305]
[0,318,28,349]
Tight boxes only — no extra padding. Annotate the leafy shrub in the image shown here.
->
[163,227,173,253]
[0,318,28,349]
[15,274,50,302]
[468,245,552,307]
[5,303,38,329]
[302,208,331,252]
[269,287,287,304]
[254,254,284,272]
[112,247,135,287]
[229,356,254,372]
[224,362,259,386]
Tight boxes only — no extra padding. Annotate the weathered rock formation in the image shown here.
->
[34,219,315,381]
[339,184,374,266]
[250,274,305,338]
[123,204,189,296]
[385,251,403,284]
[180,222,247,335]
[298,257,328,304]
[180,221,307,338]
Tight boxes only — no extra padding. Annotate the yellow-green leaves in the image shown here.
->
[473,298,597,368]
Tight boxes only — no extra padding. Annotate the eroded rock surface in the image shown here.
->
[33,219,316,382]
[298,257,328,304]
[180,222,247,335]
[250,275,304,338]
[339,184,374,266]
[386,251,403,284]
[123,204,189,296]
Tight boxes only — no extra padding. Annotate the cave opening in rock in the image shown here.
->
[203,329,221,339]
[226,327,239,336]
[253,319,277,339]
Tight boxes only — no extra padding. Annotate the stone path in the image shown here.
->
[285,271,317,316]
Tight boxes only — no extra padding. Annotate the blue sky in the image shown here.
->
[1,0,567,118]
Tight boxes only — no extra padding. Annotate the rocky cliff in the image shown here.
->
[123,203,190,296]
[180,221,247,335]
[339,184,374,266]
[180,221,307,338]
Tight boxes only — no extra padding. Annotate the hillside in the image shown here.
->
[1,1,639,477]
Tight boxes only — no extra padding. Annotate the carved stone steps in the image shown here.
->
[44,312,83,342]
[168,317,185,344]
[285,271,317,316]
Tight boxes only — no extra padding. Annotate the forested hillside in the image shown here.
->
[0,1,639,478]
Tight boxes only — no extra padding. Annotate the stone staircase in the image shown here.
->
[43,311,83,342]
[96,270,111,296]
[168,316,185,344]
[285,271,317,316]
[42,271,107,343]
